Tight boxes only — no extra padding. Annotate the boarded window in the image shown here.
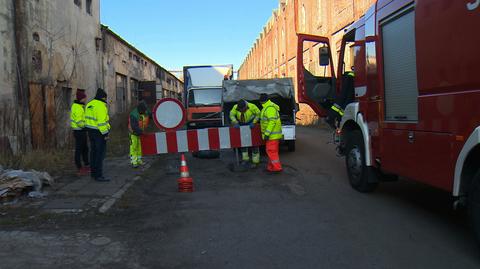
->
[86,0,92,15]
[116,73,127,113]
[130,78,139,101]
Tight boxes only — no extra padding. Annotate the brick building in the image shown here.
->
[238,0,375,124]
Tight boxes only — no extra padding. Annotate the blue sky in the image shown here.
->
[100,0,279,72]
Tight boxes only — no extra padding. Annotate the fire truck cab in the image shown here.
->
[297,0,480,238]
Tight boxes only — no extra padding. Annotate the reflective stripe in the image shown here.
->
[85,116,97,121]
[98,122,108,126]
[264,130,282,136]
[271,160,280,164]
[331,105,344,116]
[86,125,99,129]
[261,117,280,121]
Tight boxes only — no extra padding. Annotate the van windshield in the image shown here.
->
[188,88,223,106]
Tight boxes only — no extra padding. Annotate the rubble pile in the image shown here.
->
[0,165,54,202]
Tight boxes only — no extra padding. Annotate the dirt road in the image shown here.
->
[1,126,479,268]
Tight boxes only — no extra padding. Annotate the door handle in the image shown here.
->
[408,131,414,144]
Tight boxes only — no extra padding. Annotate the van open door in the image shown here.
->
[297,34,336,117]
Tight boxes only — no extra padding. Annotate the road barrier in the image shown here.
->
[141,125,264,155]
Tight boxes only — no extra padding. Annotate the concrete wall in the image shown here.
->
[0,1,21,154]
[0,0,183,154]
[102,27,183,115]
[238,0,375,124]
[0,0,102,153]
[102,28,157,114]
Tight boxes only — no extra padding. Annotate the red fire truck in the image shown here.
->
[297,0,480,238]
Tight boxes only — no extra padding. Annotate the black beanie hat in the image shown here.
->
[138,101,147,114]
[259,93,268,103]
[237,99,246,110]
[95,88,107,99]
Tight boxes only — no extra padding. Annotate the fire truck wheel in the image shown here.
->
[345,130,378,193]
[469,170,480,243]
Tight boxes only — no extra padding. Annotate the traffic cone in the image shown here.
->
[178,154,194,192]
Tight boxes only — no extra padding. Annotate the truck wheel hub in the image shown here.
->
[348,146,363,182]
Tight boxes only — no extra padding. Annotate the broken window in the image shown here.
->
[130,78,139,100]
[32,32,40,42]
[32,50,42,72]
[74,0,81,8]
[86,0,92,15]
[116,73,127,113]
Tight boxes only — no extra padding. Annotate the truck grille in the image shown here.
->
[191,112,222,120]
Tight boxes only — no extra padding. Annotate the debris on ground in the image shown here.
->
[0,169,54,202]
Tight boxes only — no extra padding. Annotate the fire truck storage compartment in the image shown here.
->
[222,78,296,127]
[381,7,418,122]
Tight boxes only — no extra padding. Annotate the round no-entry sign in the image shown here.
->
[152,98,186,130]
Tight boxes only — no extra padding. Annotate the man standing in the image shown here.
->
[85,88,110,181]
[128,101,150,168]
[259,93,283,172]
[230,99,261,166]
[70,90,90,176]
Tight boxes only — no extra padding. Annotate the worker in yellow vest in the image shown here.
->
[85,88,110,182]
[259,93,283,172]
[128,101,150,168]
[70,90,90,176]
[230,99,261,167]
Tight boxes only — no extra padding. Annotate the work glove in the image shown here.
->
[233,124,240,129]
[249,122,255,129]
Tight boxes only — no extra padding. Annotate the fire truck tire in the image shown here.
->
[345,130,378,193]
[469,170,480,243]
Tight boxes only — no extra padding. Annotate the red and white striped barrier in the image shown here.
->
[141,126,264,155]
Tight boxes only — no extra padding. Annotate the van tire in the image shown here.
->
[345,130,378,193]
[469,170,480,244]
[287,140,296,152]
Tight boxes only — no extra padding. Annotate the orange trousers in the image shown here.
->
[266,140,282,172]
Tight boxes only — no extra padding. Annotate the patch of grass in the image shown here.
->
[0,112,134,175]
[0,148,71,176]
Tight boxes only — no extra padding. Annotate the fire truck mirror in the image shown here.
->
[319,47,330,66]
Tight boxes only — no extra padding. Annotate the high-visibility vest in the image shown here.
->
[260,100,283,140]
[229,102,260,124]
[85,99,110,135]
[70,102,85,130]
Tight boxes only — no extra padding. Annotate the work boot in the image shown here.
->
[95,176,110,182]
[76,168,86,177]
[83,165,91,173]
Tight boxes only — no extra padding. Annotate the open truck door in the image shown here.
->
[297,34,336,118]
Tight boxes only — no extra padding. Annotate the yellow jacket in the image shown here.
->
[229,102,260,124]
[260,100,283,140]
[70,101,85,130]
[85,99,110,135]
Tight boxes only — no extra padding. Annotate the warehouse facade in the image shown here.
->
[238,0,375,124]
[0,0,182,154]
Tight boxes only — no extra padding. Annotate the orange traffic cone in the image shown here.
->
[178,154,194,192]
